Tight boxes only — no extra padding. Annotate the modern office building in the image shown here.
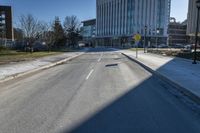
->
[187,0,200,43]
[81,19,96,39]
[96,0,171,47]
[81,19,96,46]
[0,5,13,41]
[168,18,188,46]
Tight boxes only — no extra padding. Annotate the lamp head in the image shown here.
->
[144,26,147,30]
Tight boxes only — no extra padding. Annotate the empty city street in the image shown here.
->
[0,48,200,133]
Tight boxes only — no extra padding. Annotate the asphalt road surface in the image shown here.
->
[0,48,200,133]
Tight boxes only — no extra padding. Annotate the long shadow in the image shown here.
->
[60,55,200,133]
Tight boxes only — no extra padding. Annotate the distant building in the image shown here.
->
[14,28,23,41]
[96,0,171,47]
[168,18,188,46]
[81,19,96,47]
[0,5,13,41]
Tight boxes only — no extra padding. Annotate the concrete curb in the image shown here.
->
[0,53,84,83]
[122,52,200,105]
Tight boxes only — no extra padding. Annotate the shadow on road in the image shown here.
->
[60,71,200,133]
[55,49,200,133]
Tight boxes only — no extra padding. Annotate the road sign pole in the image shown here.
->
[136,41,138,58]
[133,34,141,58]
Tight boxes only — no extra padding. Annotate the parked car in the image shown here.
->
[158,44,168,48]
[78,42,86,47]
[173,44,184,49]
[191,44,200,49]
[182,44,192,52]
[32,42,48,51]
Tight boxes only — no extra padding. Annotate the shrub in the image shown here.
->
[0,46,7,51]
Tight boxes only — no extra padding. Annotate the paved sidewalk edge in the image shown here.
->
[147,51,200,63]
[0,53,84,83]
[122,52,200,105]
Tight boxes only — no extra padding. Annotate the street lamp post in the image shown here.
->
[156,28,160,51]
[144,26,147,53]
[193,0,200,64]
[168,35,172,51]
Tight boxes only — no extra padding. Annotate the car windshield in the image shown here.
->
[1,0,200,133]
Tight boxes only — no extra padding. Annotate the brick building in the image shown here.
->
[0,5,13,41]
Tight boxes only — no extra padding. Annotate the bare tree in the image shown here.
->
[14,28,23,41]
[63,15,81,47]
[45,31,54,52]
[18,14,40,52]
[39,22,54,52]
[63,15,80,32]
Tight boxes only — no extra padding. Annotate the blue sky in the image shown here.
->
[171,0,188,22]
[2,0,188,25]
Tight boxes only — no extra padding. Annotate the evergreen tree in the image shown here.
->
[52,17,66,47]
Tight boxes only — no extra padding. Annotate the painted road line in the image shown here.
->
[86,69,94,80]
[98,53,103,62]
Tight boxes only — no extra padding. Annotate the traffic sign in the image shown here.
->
[134,34,141,42]
[133,33,141,58]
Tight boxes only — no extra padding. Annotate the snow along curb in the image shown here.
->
[0,53,84,83]
[122,52,200,105]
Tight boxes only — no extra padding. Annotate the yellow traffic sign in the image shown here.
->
[134,34,141,41]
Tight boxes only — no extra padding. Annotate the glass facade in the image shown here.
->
[96,0,171,38]
[82,19,96,38]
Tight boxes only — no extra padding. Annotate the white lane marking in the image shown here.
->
[98,58,101,62]
[98,53,103,62]
[86,69,94,80]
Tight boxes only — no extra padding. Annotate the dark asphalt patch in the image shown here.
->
[105,64,118,67]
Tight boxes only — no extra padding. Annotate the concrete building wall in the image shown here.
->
[168,22,188,45]
[187,0,200,43]
[187,0,197,36]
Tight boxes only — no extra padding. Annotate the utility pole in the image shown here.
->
[156,28,160,51]
[193,0,200,64]
[144,26,147,53]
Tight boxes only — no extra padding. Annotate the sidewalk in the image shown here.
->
[0,52,84,82]
[122,50,200,103]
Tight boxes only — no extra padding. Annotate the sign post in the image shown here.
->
[133,34,141,58]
